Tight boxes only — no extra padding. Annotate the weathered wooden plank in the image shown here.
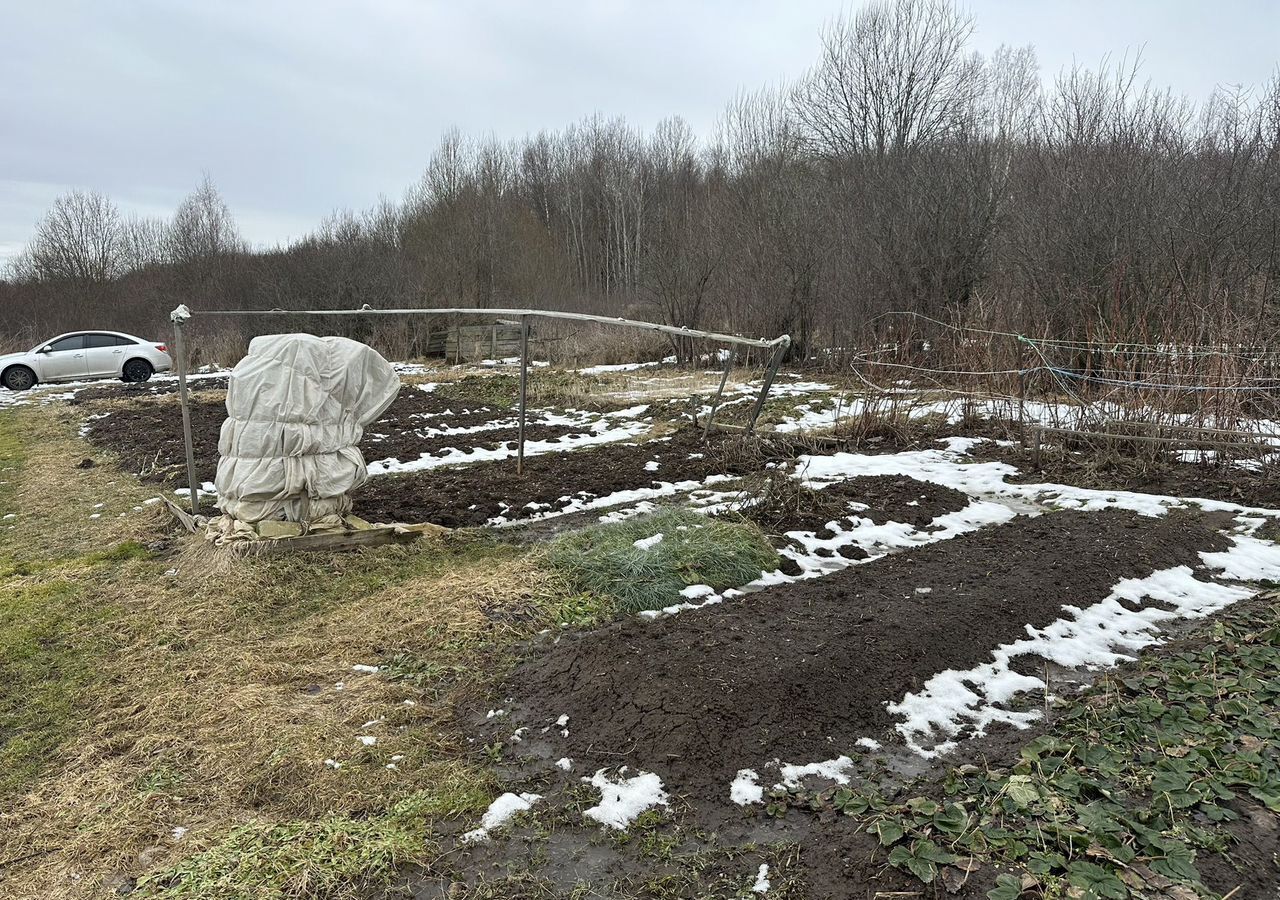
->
[251,522,449,554]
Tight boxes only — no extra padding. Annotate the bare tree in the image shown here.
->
[639,117,720,344]
[793,0,980,159]
[5,0,1278,370]
[13,190,125,283]
[167,173,245,266]
[120,214,170,272]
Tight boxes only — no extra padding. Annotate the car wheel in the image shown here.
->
[122,359,154,383]
[2,365,36,391]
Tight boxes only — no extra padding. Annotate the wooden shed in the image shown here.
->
[426,320,533,363]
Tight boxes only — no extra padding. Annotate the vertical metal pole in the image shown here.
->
[702,348,736,440]
[1017,368,1027,438]
[517,316,530,475]
[746,339,789,434]
[173,318,200,516]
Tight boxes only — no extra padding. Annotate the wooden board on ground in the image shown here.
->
[251,522,449,554]
[163,497,199,533]
[161,497,449,551]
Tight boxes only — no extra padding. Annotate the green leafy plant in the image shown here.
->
[773,601,1280,900]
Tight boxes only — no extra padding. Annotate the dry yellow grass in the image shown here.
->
[0,366,826,898]
[0,404,571,899]
[2,406,168,557]
[598,368,752,402]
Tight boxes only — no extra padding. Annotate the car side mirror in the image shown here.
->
[38,346,52,354]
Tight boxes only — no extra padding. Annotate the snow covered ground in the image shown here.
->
[0,369,229,411]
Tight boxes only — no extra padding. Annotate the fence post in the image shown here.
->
[702,348,735,440]
[746,339,789,434]
[171,309,200,516]
[517,316,530,475]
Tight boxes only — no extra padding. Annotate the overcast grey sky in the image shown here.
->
[2,0,1276,266]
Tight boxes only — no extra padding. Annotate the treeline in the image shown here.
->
[3,0,1278,364]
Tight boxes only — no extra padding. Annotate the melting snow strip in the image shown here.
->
[889,532,1280,757]
[798,440,1280,519]
[366,418,652,476]
[577,358,673,375]
[772,393,1280,438]
[640,495,1015,620]
[775,756,855,789]
[490,474,737,527]
[397,406,648,440]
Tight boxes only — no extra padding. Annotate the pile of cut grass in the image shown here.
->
[545,507,779,612]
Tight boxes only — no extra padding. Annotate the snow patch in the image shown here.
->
[890,532,1280,756]
[462,791,542,842]
[367,417,652,476]
[730,769,763,805]
[798,445,1280,519]
[493,473,736,527]
[584,768,669,829]
[753,863,771,894]
[776,756,855,788]
[633,532,664,550]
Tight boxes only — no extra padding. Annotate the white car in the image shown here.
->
[0,331,173,391]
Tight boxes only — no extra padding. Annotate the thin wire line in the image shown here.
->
[854,358,1032,377]
[866,310,1280,359]
[859,356,1280,386]
[1048,368,1278,393]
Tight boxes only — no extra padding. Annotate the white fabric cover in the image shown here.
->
[214,334,400,523]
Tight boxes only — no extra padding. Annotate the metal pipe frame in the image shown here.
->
[169,304,791,499]
[191,305,790,352]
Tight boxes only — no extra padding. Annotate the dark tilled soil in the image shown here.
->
[355,431,774,527]
[79,390,632,492]
[745,474,971,534]
[66,375,231,402]
[427,592,1280,900]
[363,421,591,468]
[782,592,1280,900]
[483,509,1229,802]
